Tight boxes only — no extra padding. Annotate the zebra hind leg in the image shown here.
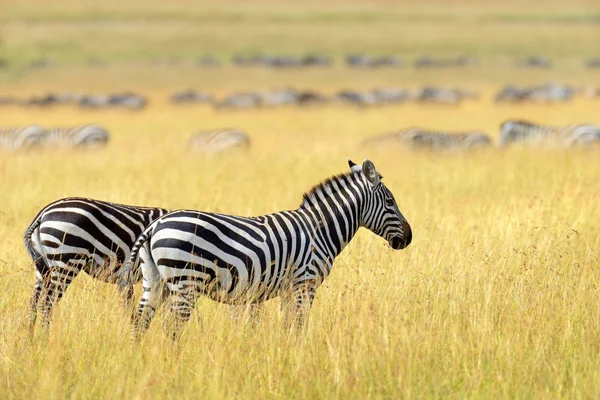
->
[131,265,167,343]
[164,286,198,342]
[28,271,45,337]
[38,264,81,330]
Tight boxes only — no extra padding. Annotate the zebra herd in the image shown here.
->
[4,83,600,111]
[23,159,412,340]
[5,54,600,70]
[3,121,598,154]
[0,125,109,150]
[363,120,600,151]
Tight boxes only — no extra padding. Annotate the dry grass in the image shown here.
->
[1,95,600,398]
[2,1,600,398]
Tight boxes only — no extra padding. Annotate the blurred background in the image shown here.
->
[1,0,599,103]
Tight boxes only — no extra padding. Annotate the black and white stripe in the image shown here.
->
[0,125,48,151]
[42,125,110,148]
[24,197,168,331]
[123,159,412,340]
[188,128,250,154]
[364,128,491,151]
[499,120,600,147]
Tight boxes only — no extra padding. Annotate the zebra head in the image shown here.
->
[348,158,412,250]
[499,120,534,146]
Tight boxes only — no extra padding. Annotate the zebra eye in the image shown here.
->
[385,198,394,207]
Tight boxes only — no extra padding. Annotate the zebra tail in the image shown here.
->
[23,211,48,273]
[117,224,155,291]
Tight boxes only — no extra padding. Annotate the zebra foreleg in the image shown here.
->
[284,279,316,332]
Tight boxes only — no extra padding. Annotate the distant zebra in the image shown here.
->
[42,125,109,148]
[24,197,169,331]
[188,129,250,154]
[363,128,492,151]
[0,125,48,151]
[122,159,412,341]
[499,120,600,148]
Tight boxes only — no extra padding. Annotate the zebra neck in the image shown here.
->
[299,194,363,262]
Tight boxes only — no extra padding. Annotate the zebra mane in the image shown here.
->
[300,172,357,209]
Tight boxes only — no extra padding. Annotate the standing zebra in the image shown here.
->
[123,159,412,340]
[188,128,250,154]
[24,197,169,331]
[499,120,600,148]
[42,125,110,148]
[363,128,491,151]
[0,125,48,151]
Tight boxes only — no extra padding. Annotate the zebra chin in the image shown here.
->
[389,235,410,250]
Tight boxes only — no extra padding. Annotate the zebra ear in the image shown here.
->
[362,159,380,186]
[348,158,362,173]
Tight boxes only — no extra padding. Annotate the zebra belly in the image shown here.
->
[153,247,279,304]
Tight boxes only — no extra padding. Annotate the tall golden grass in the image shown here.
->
[1,93,600,397]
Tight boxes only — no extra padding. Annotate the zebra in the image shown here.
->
[42,125,110,148]
[24,197,169,331]
[499,120,600,148]
[122,158,412,341]
[363,128,492,151]
[0,125,48,151]
[188,128,251,154]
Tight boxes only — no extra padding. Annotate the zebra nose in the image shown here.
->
[402,221,412,248]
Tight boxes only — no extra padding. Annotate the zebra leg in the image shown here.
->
[131,254,164,342]
[38,263,81,329]
[285,279,316,332]
[165,285,198,341]
[28,271,45,336]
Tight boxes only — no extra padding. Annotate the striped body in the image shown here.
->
[188,129,250,154]
[24,197,169,330]
[499,120,600,148]
[125,159,412,340]
[42,125,110,148]
[364,128,491,151]
[0,125,48,151]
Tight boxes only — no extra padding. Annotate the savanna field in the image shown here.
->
[1,0,600,398]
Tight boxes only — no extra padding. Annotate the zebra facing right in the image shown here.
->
[124,158,412,340]
[499,120,600,148]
